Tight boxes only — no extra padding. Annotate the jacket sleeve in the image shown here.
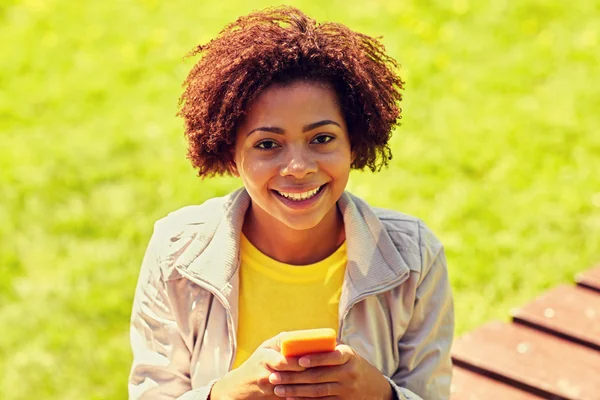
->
[128,224,217,400]
[386,222,454,400]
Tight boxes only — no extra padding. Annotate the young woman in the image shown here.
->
[128,6,453,400]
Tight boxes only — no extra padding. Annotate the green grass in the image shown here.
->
[1,0,599,398]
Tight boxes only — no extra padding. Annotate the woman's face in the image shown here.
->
[233,80,353,231]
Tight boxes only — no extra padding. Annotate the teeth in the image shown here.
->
[277,187,321,201]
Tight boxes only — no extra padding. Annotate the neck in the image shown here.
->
[242,203,345,265]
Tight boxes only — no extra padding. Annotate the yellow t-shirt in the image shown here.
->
[231,234,347,369]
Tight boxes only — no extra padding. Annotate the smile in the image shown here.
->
[274,184,327,202]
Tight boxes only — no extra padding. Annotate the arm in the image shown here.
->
[128,224,217,400]
[386,222,454,400]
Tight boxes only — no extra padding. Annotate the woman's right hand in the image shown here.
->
[209,332,306,399]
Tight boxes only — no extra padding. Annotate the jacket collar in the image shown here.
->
[177,188,411,311]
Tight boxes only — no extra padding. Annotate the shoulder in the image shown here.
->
[155,195,226,231]
[148,191,237,276]
[373,206,442,250]
[350,193,445,278]
[377,207,443,266]
[152,189,243,239]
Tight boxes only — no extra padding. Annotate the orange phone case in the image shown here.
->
[280,328,337,357]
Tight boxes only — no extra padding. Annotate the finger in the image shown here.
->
[273,382,340,398]
[269,366,339,385]
[261,331,289,351]
[298,344,353,368]
[260,332,307,372]
[263,348,306,372]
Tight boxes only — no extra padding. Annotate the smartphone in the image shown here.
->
[280,328,337,357]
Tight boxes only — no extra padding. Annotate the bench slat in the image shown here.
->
[451,322,600,399]
[512,284,600,351]
[451,366,544,399]
[576,265,600,293]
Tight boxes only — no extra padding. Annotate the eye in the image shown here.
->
[311,134,334,144]
[255,140,280,150]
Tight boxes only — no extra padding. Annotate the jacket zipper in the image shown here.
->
[175,267,238,371]
[338,271,411,340]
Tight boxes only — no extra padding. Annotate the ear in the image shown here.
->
[350,149,357,165]
[228,161,240,177]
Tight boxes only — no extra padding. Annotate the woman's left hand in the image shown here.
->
[268,344,394,399]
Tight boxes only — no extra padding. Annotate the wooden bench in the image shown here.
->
[450,264,600,400]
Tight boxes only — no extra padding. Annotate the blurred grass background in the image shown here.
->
[1,0,599,398]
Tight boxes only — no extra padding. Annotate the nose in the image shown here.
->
[279,145,318,179]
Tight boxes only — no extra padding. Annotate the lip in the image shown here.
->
[272,183,328,210]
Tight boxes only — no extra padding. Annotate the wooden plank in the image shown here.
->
[576,265,600,293]
[512,284,600,351]
[451,366,544,400]
[451,322,600,400]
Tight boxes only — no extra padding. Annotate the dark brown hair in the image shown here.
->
[178,6,404,177]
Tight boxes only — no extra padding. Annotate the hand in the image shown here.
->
[267,344,394,399]
[210,332,306,400]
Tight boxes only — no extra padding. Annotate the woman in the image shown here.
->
[128,6,453,400]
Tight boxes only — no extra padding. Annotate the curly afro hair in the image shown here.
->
[178,6,404,178]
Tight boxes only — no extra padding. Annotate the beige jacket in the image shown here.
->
[128,188,454,399]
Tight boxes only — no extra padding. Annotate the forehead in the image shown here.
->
[241,80,344,127]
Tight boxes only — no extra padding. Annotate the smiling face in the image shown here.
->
[232,80,353,232]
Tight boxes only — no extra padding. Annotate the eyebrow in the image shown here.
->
[246,119,341,136]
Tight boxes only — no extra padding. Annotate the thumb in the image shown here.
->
[260,331,288,352]
[259,332,306,372]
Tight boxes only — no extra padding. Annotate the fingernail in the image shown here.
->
[299,357,310,367]
[274,386,285,396]
[269,372,281,383]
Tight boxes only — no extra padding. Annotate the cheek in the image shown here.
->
[322,150,352,177]
[241,157,275,187]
